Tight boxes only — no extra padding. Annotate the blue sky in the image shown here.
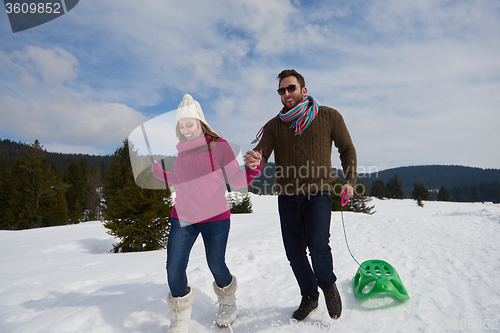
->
[1,0,499,171]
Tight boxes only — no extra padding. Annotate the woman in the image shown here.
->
[152,94,261,332]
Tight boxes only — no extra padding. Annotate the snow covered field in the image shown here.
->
[1,195,499,332]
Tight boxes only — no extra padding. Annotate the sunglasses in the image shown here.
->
[277,84,298,95]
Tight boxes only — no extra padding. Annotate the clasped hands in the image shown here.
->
[244,149,262,170]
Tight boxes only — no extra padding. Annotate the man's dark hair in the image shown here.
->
[277,69,306,88]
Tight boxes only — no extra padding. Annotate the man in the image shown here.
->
[244,69,357,321]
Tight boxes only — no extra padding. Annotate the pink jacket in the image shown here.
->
[153,136,261,223]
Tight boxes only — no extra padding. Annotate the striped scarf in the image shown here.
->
[251,95,318,144]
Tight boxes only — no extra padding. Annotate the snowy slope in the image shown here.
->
[1,195,499,332]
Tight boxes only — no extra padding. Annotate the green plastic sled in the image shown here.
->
[353,259,410,301]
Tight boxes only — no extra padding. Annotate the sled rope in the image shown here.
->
[340,193,385,281]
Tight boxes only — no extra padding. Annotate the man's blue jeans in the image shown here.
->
[166,218,232,297]
[278,192,336,300]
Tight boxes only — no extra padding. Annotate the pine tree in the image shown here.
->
[8,157,40,229]
[411,181,431,207]
[104,176,172,252]
[39,185,70,227]
[386,174,405,199]
[437,186,452,201]
[6,141,70,229]
[63,158,88,223]
[86,165,103,221]
[347,181,376,214]
[103,142,131,202]
[370,179,388,199]
[0,157,14,229]
[228,193,253,214]
[473,185,484,202]
[103,140,172,253]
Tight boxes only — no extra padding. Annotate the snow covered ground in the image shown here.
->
[1,195,499,332]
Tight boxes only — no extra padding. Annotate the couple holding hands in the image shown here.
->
[151,69,356,332]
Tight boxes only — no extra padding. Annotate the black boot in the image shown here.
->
[324,283,342,319]
[292,296,318,321]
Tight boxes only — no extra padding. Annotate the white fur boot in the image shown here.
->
[213,276,237,327]
[167,287,195,333]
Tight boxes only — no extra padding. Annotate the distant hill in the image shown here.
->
[358,165,500,197]
[0,139,110,172]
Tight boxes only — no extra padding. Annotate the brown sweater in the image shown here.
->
[255,105,357,195]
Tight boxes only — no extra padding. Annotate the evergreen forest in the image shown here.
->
[0,140,108,230]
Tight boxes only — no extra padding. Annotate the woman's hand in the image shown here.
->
[244,149,262,169]
[151,160,163,178]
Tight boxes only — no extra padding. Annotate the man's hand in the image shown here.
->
[244,149,262,169]
[342,184,354,200]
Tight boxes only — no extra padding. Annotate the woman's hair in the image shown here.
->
[176,120,222,143]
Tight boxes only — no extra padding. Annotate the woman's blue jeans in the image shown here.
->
[278,192,336,300]
[166,218,232,297]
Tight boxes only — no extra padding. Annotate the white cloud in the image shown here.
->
[13,46,78,85]
[366,0,500,41]
[0,46,147,150]
[0,89,147,146]
[214,97,235,118]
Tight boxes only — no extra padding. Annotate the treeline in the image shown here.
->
[0,138,110,173]
[0,140,106,229]
[370,176,436,207]
[448,182,500,203]
[360,165,500,198]
[369,175,500,204]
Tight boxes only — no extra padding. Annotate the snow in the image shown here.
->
[1,195,500,332]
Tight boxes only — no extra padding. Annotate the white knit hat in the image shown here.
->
[176,94,218,136]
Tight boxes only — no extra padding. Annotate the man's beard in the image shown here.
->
[282,94,304,111]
